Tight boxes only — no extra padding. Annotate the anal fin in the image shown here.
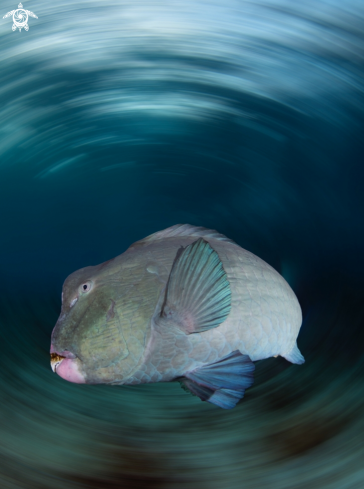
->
[179,351,255,409]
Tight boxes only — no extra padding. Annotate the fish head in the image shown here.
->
[50,254,164,384]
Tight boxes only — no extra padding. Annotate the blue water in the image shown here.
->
[0,0,364,487]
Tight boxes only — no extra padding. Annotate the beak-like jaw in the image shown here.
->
[50,348,85,384]
[50,353,66,373]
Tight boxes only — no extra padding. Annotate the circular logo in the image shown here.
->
[13,8,28,28]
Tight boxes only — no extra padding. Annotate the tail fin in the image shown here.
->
[282,343,305,365]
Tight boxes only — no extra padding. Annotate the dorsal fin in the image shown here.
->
[135,224,236,246]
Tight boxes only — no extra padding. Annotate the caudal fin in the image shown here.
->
[282,343,305,365]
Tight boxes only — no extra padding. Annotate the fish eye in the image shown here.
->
[79,281,92,294]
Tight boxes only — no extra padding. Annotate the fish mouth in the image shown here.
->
[50,351,85,384]
[50,352,65,373]
[50,350,77,373]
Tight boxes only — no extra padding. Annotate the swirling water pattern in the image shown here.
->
[0,0,364,487]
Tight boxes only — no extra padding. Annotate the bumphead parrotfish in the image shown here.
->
[50,224,304,409]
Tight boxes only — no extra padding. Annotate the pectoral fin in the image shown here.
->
[160,238,231,334]
[179,351,255,409]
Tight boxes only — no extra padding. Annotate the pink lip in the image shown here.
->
[55,358,85,384]
[50,344,85,383]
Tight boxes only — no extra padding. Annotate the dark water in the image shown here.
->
[0,0,364,487]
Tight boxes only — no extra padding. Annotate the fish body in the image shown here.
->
[51,224,304,408]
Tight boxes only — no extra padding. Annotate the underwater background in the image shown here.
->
[0,0,364,487]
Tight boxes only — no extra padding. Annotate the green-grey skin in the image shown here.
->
[51,225,304,386]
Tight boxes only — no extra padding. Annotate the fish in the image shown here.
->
[50,224,304,409]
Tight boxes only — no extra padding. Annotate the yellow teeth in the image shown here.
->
[50,353,65,373]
